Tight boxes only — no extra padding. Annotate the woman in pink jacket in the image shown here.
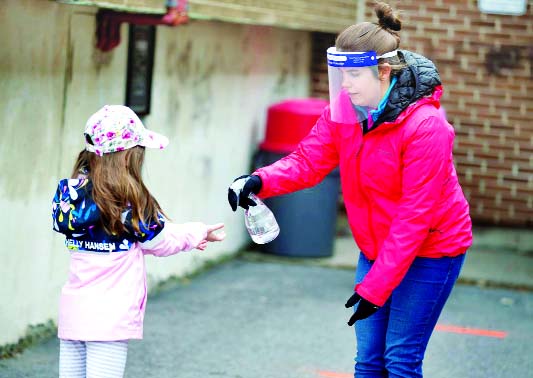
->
[52,105,225,377]
[228,2,472,377]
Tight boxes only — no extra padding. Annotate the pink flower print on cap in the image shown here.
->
[84,105,169,155]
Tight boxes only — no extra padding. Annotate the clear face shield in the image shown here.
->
[327,47,381,124]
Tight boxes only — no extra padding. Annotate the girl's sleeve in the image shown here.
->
[140,222,208,257]
[123,210,207,256]
[253,109,339,198]
[52,178,98,235]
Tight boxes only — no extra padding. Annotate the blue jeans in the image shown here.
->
[353,252,466,378]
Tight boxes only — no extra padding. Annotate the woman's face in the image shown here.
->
[340,67,382,108]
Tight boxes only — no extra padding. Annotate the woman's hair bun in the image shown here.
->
[374,1,402,31]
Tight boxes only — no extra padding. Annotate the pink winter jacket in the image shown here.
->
[254,53,472,306]
[52,178,207,341]
[57,222,207,341]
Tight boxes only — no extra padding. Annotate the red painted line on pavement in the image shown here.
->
[316,371,352,378]
[435,324,508,338]
[315,325,507,378]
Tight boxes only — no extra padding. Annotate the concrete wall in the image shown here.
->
[0,0,310,346]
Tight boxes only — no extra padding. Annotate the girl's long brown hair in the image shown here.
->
[71,147,165,235]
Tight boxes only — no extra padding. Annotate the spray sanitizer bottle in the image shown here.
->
[230,180,280,244]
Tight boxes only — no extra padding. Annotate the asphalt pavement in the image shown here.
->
[1,241,532,378]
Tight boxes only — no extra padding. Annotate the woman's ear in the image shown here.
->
[379,63,392,81]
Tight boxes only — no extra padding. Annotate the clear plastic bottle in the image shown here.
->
[244,193,280,244]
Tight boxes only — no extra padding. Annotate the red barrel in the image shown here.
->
[260,98,328,154]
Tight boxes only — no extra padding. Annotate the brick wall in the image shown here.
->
[311,0,533,227]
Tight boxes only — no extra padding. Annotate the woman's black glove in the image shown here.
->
[227,175,263,211]
[345,292,380,326]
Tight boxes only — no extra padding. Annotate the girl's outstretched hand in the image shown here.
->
[196,223,226,250]
[206,223,226,242]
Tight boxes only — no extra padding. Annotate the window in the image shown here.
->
[125,24,156,116]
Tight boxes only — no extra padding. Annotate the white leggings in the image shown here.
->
[59,339,128,378]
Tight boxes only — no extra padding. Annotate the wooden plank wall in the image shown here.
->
[56,0,357,33]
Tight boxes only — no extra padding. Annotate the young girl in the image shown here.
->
[228,2,472,377]
[52,105,225,378]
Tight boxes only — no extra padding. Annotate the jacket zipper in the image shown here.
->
[355,136,379,258]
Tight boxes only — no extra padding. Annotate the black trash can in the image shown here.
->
[254,150,340,258]
[253,98,340,257]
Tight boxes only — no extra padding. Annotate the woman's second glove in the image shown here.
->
[345,291,380,326]
[227,175,262,211]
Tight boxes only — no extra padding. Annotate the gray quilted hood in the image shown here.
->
[372,50,441,128]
